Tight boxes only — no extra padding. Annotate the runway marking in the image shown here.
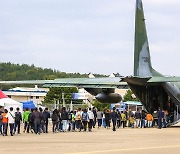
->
[67,145,180,154]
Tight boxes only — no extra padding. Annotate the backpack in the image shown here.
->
[42,112,47,121]
[15,112,22,122]
[82,113,88,121]
[52,114,57,121]
[43,111,50,120]
[28,113,34,122]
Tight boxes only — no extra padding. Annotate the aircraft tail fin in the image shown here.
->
[134,0,156,77]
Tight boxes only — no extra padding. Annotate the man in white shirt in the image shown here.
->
[5,107,15,136]
[87,108,94,132]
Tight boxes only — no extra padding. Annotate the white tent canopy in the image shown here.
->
[0,97,19,106]
[0,91,23,112]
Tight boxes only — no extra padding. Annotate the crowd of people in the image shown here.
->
[0,106,50,136]
[0,105,168,136]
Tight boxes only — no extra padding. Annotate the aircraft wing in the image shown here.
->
[0,77,128,89]
[148,76,180,83]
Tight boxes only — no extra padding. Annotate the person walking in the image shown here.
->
[43,108,50,133]
[87,108,94,132]
[105,109,111,129]
[14,107,22,135]
[135,108,141,128]
[33,108,42,134]
[61,107,69,132]
[121,110,127,128]
[92,107,97,128]
[141,110,146,128]
[28,109,35,133]
[97,109,103,129]
[2,109,8,136]
[68,111,72,131]
[116,109,121,128]
[129,114,136,128]
[146,112,154,128]
[102,110,106,128]
[39,108,45,133]
[158,108,164,129]
[57,109,62,131]
[82,109,89,131]
[23,108,30,133]
[127,108,133,127]
[52,109,59,133]
[71,111,76,131]
[6,107,15,136]
[75,108,82,132]
[111,107,117,131]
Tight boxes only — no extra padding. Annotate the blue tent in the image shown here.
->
[21,101,35,109]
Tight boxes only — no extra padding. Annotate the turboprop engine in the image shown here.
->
[95,93,122,103]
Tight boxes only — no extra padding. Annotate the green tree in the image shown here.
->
[123,89,139,102]
[43,87,78,104]
[91,100,110,111]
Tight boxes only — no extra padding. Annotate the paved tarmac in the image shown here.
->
[0,126,180,154]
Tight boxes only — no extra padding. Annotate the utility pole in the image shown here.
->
[57,99,59,109]
[54,98,56,109]
[62,93,65,107]
[70,100,73,111]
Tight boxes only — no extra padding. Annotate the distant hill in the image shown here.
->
[0,62,106,81]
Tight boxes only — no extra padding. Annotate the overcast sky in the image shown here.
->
[0,0,180,76]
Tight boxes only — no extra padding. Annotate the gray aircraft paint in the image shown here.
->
[134,0,153,77]
[163,82,180,103]
[134,0,162,77]
[137,41,152,77]
[137,0,142,10]
[134,0,180,118]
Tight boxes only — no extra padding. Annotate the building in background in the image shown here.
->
[3,85,48,106]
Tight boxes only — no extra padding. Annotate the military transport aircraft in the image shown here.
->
[1,0,180,123]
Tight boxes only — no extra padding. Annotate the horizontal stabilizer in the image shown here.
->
[121,76,150,85]
[148,76,180,83]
